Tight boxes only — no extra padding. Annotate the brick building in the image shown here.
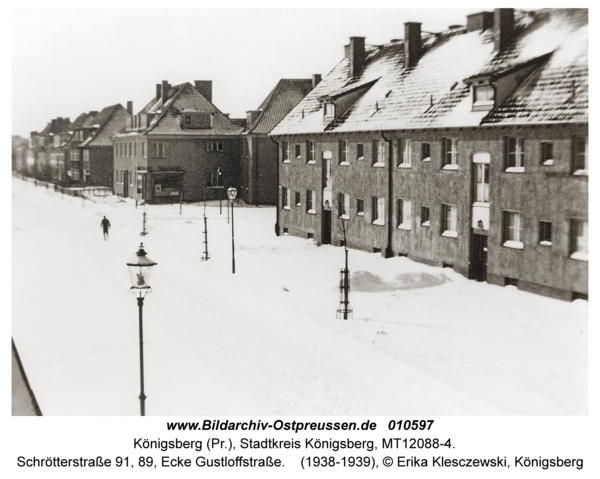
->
[112,81,244,204]
[242,78,316,205]
[79,104,132,187]
[271,9,588,301]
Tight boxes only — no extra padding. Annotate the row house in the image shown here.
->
[112,81,244,204]
[27,117,72,183]
[241,78,316,206]
[271,9,588,301]
[78,104,132,187]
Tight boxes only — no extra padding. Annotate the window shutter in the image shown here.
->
[571,135,576,172]
[164,143,169,158]
[441,137,446,166]
[503,137,508,168]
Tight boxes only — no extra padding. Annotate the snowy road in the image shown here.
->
[12,177,587,415]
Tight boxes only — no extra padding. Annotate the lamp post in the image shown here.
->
[227,186,237,274]
[126,243,157,416]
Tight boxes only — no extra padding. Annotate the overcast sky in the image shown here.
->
[12,7,492,137]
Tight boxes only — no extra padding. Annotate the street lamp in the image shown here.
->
[126,243,157,416]
[227,186,237,274]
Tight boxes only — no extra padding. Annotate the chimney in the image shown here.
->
[346,37,365,77]
[404,22,422,69]
[467,12,493,32]
[194,80,212,103]
[156,84,161,102]
[312,74,322,89]
[161,81,170,104]
[127,101,133,115]
[246,110,261,127]
[494,8,514,52]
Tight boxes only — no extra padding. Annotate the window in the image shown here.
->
[443,138,458,169]
[338,193,349,219]
[72,169,80,180]
[324,102,335,119]
[306,190,316,213]
[156,142,169,157]
[570,219,588,260]
[70,150,79,161]
[420,142,430,162]
[295,144,302,159]
[503,211,523,248]
[184,115,191,127]
[295,191,301,207]
[539,221,552,245]
[397,199,412,229]
[506,137,524,171]
[473,85,494,107]
[573,136,588,173]
[340,140,349,165]
[373,139,385,166]
[441,204,457,237]
[207,142,223,152]
[282,187,290,209]
[283,141,290,162]
[372,197,385,225]
[137,174,143,195]
[421,206,430,226]
[397,139,411,166]
[83,150,89,165]
[206,169,223,188]
[541,142,554,166]
[307,141,315,163]
[356,143,364,160]
[357,198,364,216]
[142,142,147,158]
[475,163,489,203]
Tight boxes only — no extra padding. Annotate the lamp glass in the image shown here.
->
[227,187,237,201]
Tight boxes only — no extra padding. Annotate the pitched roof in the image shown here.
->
[117,83,243,137]
[271,8,588,135]
[82,104,123,147]
[247,79,314,134]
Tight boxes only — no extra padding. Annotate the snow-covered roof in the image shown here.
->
[271,8,588,135]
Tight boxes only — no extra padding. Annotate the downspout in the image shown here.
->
[270,135,280,235]
[381,130,394,258]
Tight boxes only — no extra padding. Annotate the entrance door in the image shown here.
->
[123,170,129,197]
[471,234,487,282]
[323,210,332,245]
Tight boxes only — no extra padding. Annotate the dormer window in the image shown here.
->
[181,111,212,129]
[473,84,495,110]
[323,102,336,120]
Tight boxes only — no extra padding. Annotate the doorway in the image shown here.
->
[471,234,487,282]
[123,170,129,197]
[323,210,331,245]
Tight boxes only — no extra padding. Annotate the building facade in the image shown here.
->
[112,81,244,204]
[241,78,316,205]
[271,9,588,301]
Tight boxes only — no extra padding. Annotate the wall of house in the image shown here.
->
[277,138,322,238]
[256,135,278,206]
[275,123,588,300]
[89,146,114,187]
[143,137,242,204]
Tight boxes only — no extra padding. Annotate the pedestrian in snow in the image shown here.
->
[101,216,111,240]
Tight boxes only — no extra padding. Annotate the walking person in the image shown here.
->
[100,216,111,241]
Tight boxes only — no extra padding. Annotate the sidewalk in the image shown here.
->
[12,339,42,416]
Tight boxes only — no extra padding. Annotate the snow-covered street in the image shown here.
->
[12,177,587,416]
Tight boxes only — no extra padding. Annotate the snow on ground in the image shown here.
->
[12,177,587,416]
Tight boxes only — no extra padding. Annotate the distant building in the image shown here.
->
[79,104,132,187]
[242,78,316,205]
[112,81,244,204]
[271,9,588,301]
